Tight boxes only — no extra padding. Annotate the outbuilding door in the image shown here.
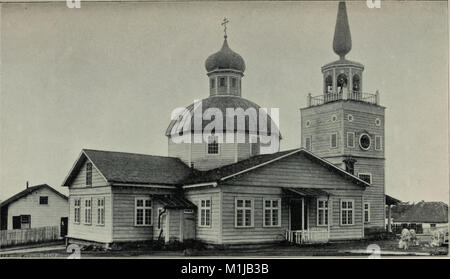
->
[60,217,68,237]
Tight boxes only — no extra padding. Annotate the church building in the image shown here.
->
[62,2,388,247]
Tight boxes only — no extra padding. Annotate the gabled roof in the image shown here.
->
[62,149,193,187]
[393,201,448,224]
[184,148,370,187]
[0,184,67,208]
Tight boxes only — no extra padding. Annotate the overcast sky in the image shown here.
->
[0,1,448,204]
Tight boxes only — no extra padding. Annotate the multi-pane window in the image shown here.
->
[347,132,355,148]
[74,199,81,223]
[235,199,253,227]
[375,136,382,151]
[39,196,48,205]
[358,173,372,184]
[97,198,105,225]
[219,77,226,87]
[364,202,370,223]
[199,199,211,227]
[263,199,281,227]
[305,136,312,151]
[317,199,329,226]
[84,199,92,224]
[231,77,237,88]
[331,133,338,148]
[86,162,92,186]
[341,200,354,225]
[210,78,215,89]
[135,198,152,226]
[207,135,219,154]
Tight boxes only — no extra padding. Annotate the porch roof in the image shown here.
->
[284,187,332,197]
[152,194,196,209]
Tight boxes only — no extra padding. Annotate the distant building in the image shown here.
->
[389,201,448,234]
[0,184,69,235]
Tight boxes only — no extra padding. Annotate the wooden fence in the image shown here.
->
[0,226,60,248]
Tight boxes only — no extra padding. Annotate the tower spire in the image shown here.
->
[333,1,352,59]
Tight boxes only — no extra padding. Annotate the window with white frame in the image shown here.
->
[305,136,312,151]
[207,135,219,154]
[135,198,152,226]
[375,136,382,151]
[74,198,81,223]
[97,197,105,225]
[347,132,355,148]
[358,173,372,184]
[84,198,92,224]
[235,198,253,227]
[364,202,370,223]
[341,200,354,225]
[347,114,354,122]
[317,199,329,226]
[263,199,281,227]
[199,199,211,227]
[330,133,338,148]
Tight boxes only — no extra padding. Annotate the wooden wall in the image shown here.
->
[184,187,221,244]
[7,187,68,230]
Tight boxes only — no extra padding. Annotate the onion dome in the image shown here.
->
[205,37,246,73]
[166,96,280,138]
[333,1,352,59]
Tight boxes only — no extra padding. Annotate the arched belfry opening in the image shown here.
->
[325,75,333,94]
[352,74,360,92]
[336,73,348,95]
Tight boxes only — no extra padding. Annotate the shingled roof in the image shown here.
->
[62,149,193,186]
[183,148,370,187]
[394,201,448,224]
[0,184,67,208]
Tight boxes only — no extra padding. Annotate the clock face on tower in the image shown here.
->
[359,134,371,150]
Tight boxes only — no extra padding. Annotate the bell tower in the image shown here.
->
[300,1,386,234]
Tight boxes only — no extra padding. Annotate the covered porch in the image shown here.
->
[284,188,332,244]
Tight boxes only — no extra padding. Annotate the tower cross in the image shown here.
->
[221,17,229,38]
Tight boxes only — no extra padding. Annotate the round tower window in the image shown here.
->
[348,114,354,122]
[306,120,311,127]
[332,114,337,122]
[359,134,371,150]
[375,118,381,126]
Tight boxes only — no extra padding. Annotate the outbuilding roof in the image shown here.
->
[393,201,448,224]
[0,184,67,208]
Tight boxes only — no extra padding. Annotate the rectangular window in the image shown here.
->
[74,198,81,223]
[210,78,215,89]
[199,199,211,227]
[347,132,355,148]
[39,196,48,205]
[20,215,31,229]
[358,173,372,184]
[84,198,92,224]
[364,202,370,223]
[235,198,253,227]
[317,199,329,226]
[97,198,105,225]
[375,136,382,151]
[330,133,338,148]
[86,162,92,186]
[305,136,312,151]
[135,198,152,226]
[263,199,281,227]
[231,77,237,88]
[341,200,354,225]
[207,135,219,154]
[219,77,226,87]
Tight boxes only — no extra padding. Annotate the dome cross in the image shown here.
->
[221,17,230,38]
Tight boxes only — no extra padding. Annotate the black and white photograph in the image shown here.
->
[0,0,448,263]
